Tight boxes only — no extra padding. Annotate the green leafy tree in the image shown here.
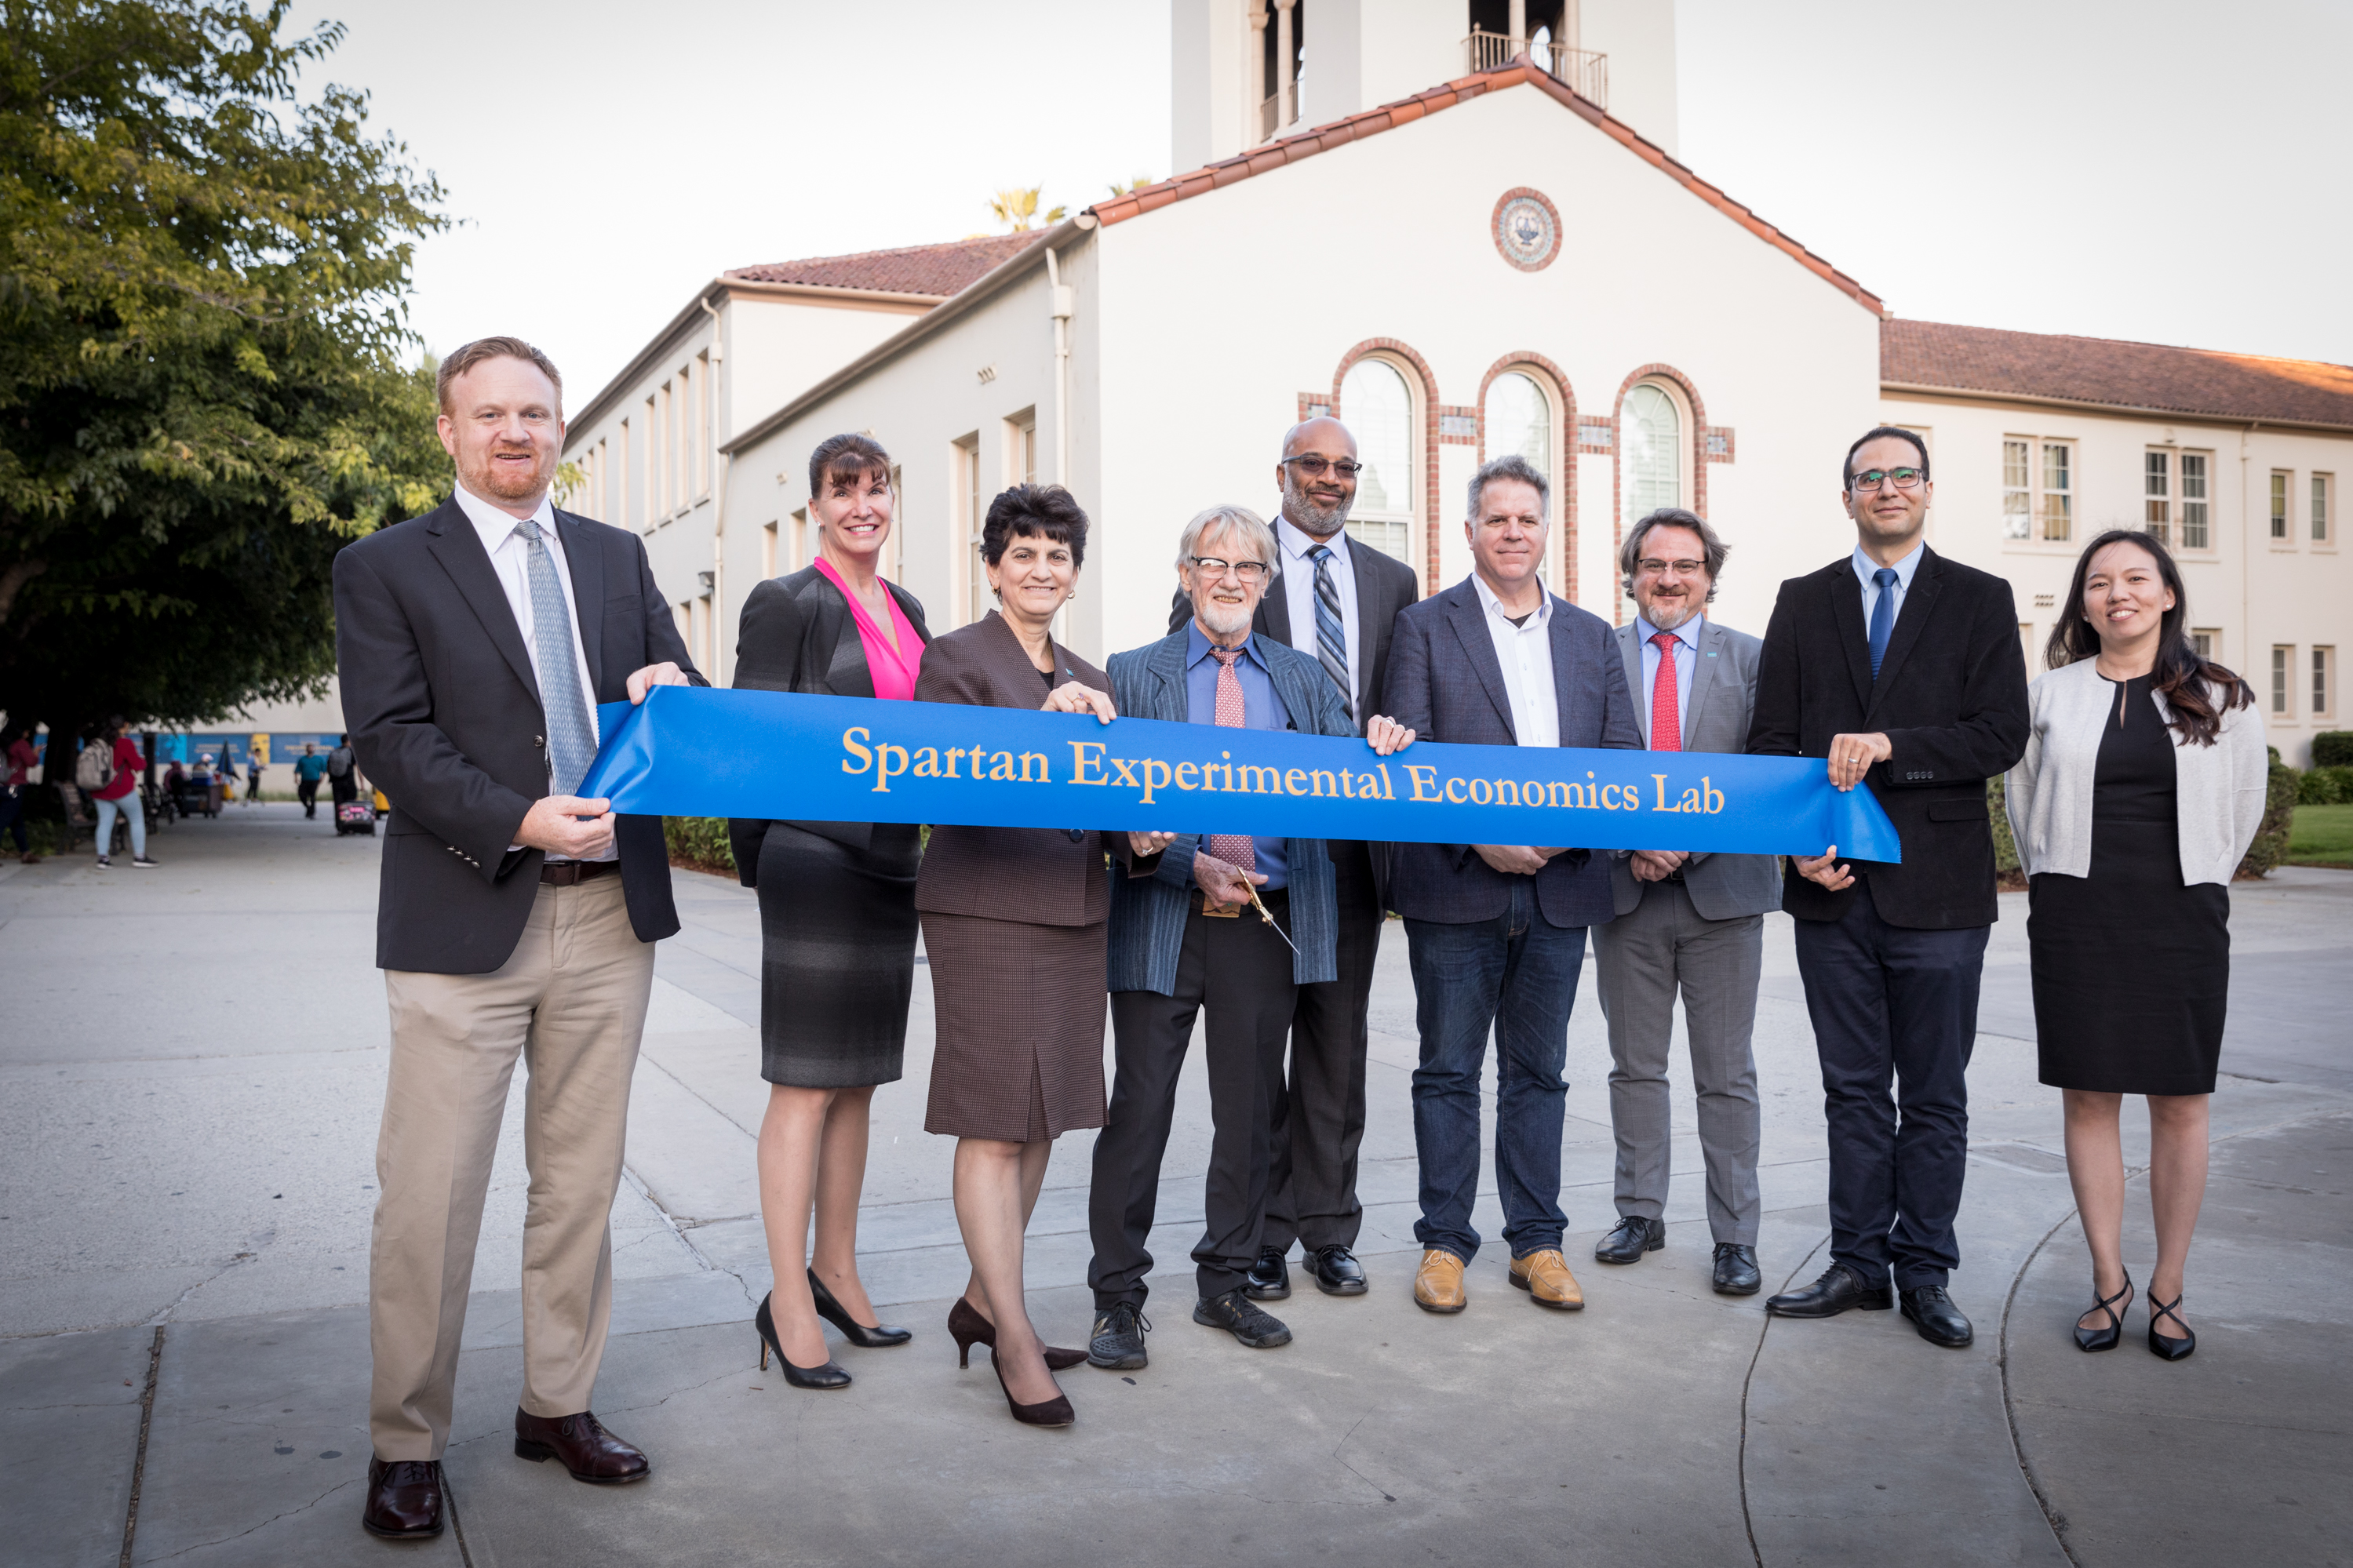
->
[0,0,448,749]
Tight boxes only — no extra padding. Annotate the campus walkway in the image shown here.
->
[4,805,2348,1566]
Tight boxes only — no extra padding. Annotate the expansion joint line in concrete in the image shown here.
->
[117,1324,163,1568]
[1998,1210,2085,1567]
[1736,1235,1825,1568]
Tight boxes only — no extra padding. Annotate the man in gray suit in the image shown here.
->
[1589,508,1779,1296]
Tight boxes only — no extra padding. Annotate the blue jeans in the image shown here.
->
[1405,878,1587,1262]
[96,793,145,860]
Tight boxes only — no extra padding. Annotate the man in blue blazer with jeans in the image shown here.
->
[1382,455,1641,1315]
[1087,504,1413,1370]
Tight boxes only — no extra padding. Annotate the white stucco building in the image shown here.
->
[559,0,2351,763]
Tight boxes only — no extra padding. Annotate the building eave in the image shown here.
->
[1881,380,2353,438]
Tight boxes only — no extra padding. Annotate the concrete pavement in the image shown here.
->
[3,805,2347,1565]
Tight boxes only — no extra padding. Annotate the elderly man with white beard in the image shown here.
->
[1588,507,1779,1296]
[1086,504,1415,1370]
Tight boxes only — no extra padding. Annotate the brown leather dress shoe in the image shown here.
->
[361,1456,444,1539]
[513,1408,651,1483]
[1413,1248,1467,1313]
[1509,1248,1586,1310]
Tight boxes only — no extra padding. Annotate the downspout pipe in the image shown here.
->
[699,289,731,682]
[1044,246,1073,488]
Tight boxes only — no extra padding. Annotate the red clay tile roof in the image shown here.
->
[727,234,1043,297]
[1087,59,1881,315]
[1883,318,2353,431]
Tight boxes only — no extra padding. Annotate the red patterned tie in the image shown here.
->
[1206,648,1257,878]
[1649,631,1681,752]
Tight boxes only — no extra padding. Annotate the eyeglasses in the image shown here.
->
[1636,558,1709,578]
[1280,456,1364,478]
[1850,467,1925,493]
[1189,555,1270,583]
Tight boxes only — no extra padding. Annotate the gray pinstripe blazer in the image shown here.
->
[1104,628,1354,995]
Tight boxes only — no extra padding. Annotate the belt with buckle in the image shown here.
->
[540,858,619,886]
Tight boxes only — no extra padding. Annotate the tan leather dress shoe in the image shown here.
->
[1413,1249,1467,1313]
[1509,1249,1585,1310]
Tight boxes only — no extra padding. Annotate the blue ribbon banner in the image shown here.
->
[581,688,1902,860]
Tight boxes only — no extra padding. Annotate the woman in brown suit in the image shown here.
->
[915,484,1169,1427]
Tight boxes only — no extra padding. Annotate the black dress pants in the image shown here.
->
[1262,842,1379,1254]
[1792,891,1989,1291]
[1090,896,1297,1308]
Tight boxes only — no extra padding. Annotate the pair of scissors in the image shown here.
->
[1244,883,1298,955]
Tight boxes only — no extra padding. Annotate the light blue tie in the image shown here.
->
[1308,544,1350,714]
[1867,566,1900,680]
[515,520,597,796]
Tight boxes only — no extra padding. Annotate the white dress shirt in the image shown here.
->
[1852,540,1925,635]
[1634,613,1703,744]
[1272,512,1361,722]
[452,483,614,861]
[1470,573,1560,748]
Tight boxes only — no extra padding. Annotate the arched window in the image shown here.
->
[1342,357,1413,560]
[1484,371,1552,497]
[1623,382,1683,520]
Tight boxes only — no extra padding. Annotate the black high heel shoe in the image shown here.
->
[991,1352,1074,1428]
[754,1291,850,1389]
[945,1297,1089,1370]
[807,1269,911,1348]
[2147,1292,2196,1361]
[2073,1271,2133,1352]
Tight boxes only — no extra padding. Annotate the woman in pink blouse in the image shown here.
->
[729,434,930,1389]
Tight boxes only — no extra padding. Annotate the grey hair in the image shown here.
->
[1467,453,1549,519]
[1175,504,1279,575]
[1619,507,1729,603]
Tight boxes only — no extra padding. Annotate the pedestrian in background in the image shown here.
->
[294,743,328,818]
[83,719,157,869]
[2,723,41,864]
[246,748,265,806]
[2006,530,2265,1362]
[326,735,359,814]
[728,432,929,1393]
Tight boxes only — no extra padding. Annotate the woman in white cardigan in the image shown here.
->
[2006,530,2265,1363]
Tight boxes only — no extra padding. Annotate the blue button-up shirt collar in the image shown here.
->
[1852,540,1925,628]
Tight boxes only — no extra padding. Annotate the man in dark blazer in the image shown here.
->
[1746,425,2029,1350]
[333,337,704,1541]
[1170,414,1420,1302]
[1382,454,1641,1316]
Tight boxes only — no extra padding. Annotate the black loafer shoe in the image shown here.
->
[1765,1262,1894,1318]
[1900,1286,1974,1348]
[361,1457,444,1539]
[1087,1302,1149,1370]
[1711,1242,1761,1296]
[1594,1215,1666,1264]
[1193,1288,1293,1348]
[1302,1245,1368,1296]
[1242,1246,1291,1301]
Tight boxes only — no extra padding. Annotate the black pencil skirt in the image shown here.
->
[756,822,920,1089]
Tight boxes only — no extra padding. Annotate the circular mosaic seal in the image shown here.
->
[1492,187,1561,272]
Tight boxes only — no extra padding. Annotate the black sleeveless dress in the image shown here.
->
[2027,674,2230,1094]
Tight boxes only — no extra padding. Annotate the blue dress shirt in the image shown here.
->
[1851,541,1925,637]
[1183,622,1289,888]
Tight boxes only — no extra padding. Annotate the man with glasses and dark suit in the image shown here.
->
[1747,426,2029,1350]
[1166,416,1419,1304]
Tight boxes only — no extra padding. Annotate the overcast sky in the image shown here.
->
[290,0,2352,405]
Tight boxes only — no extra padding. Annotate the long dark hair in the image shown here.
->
[2046,529,2252,746]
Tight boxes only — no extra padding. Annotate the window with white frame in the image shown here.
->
[695,352,712,498]
[1484,371,1552,482]
[761,518,778,580]
[2315,473,2333,544]
[2040,442,2072,540]
[2272,645,2293,715]
[2191,627,2220,660]
[2142,449,2213,550]
[1623,383,1682,524]
[956,433,986,628]
[1341,358,1414,561]
[2315,646,2336,720]
[2001,437,2073,540]
[2003,439,2031,539]
[2180,451,2210,549]
[2271,471,2290,540]
[2143,449,2169,546]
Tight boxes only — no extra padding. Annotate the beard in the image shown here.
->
[1640,593,1703,632]
[1195,593,1256,638]
[464,444,552,502]
[1281,471,1351,537]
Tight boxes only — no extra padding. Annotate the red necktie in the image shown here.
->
[1206,648,1257,876]
[1649,631,1681,752]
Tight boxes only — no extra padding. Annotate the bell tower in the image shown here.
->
[1172,0,1677,173]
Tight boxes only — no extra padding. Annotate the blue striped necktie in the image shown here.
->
[514,519,597,796]
[1308,544,1350,714]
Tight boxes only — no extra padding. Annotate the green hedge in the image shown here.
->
[2297,766,2353,806]
[1986,776,2020,879]
[663,817,736,876]
[2241,748,2298,878]
[2312,730,2353,767]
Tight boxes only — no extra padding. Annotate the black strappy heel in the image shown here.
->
[2073,1271,2133,1352]
[2147,1292,2195,1361]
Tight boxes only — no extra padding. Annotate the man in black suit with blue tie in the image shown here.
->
[1747,426,2029,1350]
[1382,453,1641,1315]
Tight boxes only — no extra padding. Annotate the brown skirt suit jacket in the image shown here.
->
[916,611,1137,1142]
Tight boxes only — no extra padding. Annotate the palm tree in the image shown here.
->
[1106,174,1156,197]
[986,185,1066,231]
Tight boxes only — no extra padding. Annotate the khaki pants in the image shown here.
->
[369,875,654,1460]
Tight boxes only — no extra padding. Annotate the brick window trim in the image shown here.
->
[1329,337,1445,591]
[1477,352,1580,603]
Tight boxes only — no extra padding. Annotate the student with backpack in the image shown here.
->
[81,719,156,869]
[326,735,359,809]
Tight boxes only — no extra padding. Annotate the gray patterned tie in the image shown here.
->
[514,520,596,796]
[1309,544,1351,715]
